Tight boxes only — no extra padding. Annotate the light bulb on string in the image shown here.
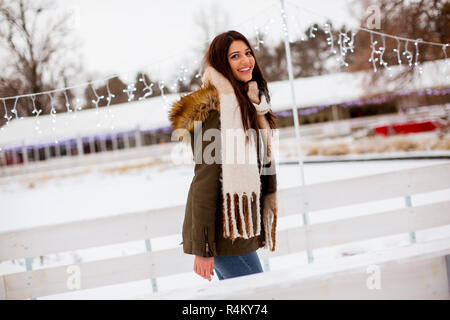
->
[347,30,355,52]
[323,23,337,55]
[193,59,202,79]
[30,95,42,134]
[63,90,72,113]
[74,97,82,112]
[281,3,295,43]
[48,93,57,121]
[177,65,188,83]
[378,36,392,77]
[368,32,380,72]
[90,84,105,128]
[90,85,104,114]
[402,40,413,67]
[123,81,136,102]
[392,38,402,65]
[309,23,318,39]
[105,80,115,128]
[159,80,170,111]
[170,81,179,93]
[47,93,59,144]
[106,79,116,131]
[280,8,289,39]
[337,30,352,67]
[413,39,423,75]
[2,99,12,126]
[10,97,20,120]
[253,25,265,51]
[290,6,308,42]
[138,76,154,100]
[264,18,275,37]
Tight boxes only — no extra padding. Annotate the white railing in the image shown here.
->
[1,162,449,299]
[142,236,450,300]
[0,142,174,178]
[3,108,448,178]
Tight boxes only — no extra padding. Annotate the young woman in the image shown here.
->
[169,30,278,281]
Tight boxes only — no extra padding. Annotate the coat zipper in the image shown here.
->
[204,227,210,256]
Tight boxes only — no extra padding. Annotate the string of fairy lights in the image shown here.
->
[0,1,449,147]
[286,0,449,75]
[0,2,279,142]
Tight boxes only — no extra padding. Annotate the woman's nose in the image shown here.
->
[240,55,251,66]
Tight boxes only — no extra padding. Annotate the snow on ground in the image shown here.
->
[281,131,450,159]
[0,151,449,299]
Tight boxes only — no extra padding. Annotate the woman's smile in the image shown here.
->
[238,67,252,74]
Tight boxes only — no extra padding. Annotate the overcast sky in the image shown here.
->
[58,0,359,82]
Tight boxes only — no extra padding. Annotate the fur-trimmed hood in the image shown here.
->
[168,84,220,142]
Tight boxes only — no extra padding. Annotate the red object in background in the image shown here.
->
[374,120,439,136]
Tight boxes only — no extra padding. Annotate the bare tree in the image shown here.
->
[0,0,82,124]
[172,2,231,92]
[347,0,450,94]
[192,2,230,54]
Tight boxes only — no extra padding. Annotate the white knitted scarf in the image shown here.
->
[202,66,277,251]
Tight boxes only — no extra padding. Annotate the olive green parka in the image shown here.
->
[169,85,277,257]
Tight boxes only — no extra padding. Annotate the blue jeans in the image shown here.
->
[213,251,264,280]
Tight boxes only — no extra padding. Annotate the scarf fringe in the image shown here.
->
[222,190,276,251]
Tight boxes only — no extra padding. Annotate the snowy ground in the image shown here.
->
[0,145,449,299]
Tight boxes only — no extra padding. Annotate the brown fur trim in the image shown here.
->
[226,193,234,240]
[168,85,220,142]
[271,207,277,251]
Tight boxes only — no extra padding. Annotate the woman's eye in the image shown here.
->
[246,51,252,56]
[231,54,238,59]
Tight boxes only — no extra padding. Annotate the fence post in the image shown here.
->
[25,257,37,300]
[144,239,158,293]
[135,125,142,148]
[0,275,6,300]
[445,255,450,292]
[262,257,270,272]
[279,0,313,264]
[77,134,84,157]
[22,141,28,165]
[405,195,416,244]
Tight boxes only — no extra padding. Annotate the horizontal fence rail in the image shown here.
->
[144,237,450,300]
[279,162,450,216]
[0,162,449,299]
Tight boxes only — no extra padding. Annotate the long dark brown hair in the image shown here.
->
[202,30,277,136]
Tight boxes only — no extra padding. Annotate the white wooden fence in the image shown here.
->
[1,162,450,299]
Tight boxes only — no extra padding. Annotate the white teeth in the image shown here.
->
[239,67,250,72]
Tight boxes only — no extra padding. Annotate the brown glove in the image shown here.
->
[263,192,278,251]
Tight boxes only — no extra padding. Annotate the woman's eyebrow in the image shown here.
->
[229,48,251,56]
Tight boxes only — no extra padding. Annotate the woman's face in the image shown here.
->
[227,40,255,83]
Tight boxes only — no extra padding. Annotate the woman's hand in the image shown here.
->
[247,81,260,104]
[194,255,214,281]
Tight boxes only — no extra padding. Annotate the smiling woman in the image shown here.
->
[169,30,279,283]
